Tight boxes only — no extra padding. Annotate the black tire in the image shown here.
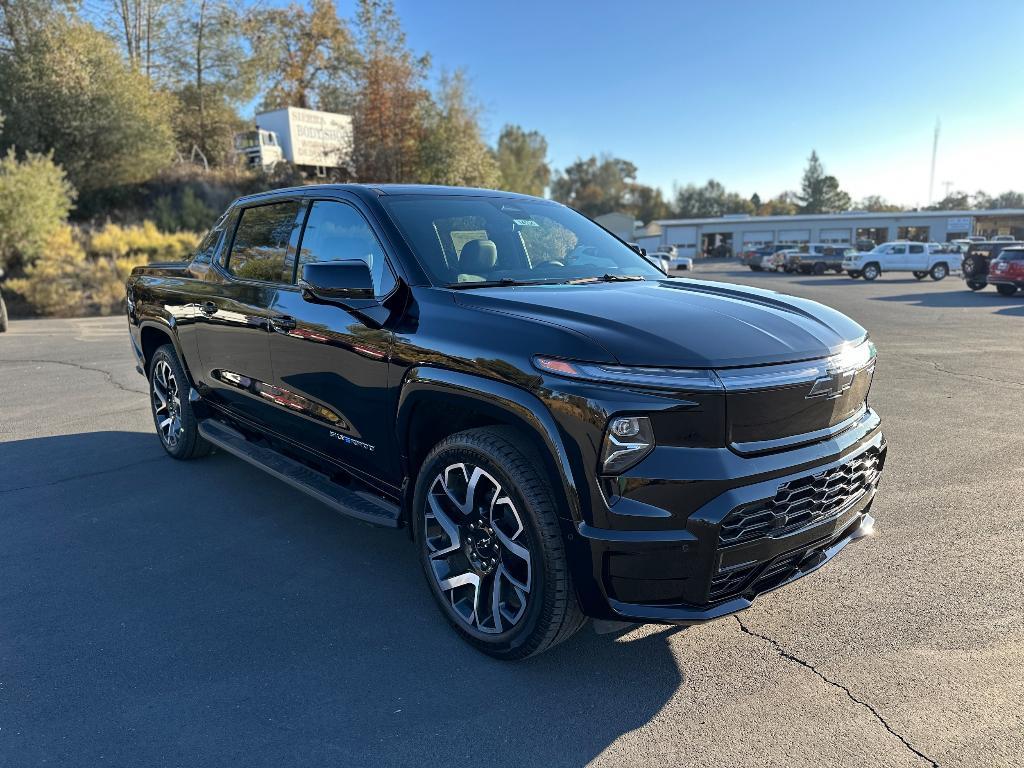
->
[996,284,1018,296]
[848,270,862,279]
[962,255,983,278]
[862,263,881,281]
[930,263,948,281]
[0,293,7,333]
[913,271,928,280]
[749,265,762,272]
[413,427,586,660]
[147,344,213,460]
[966,280,986,291]
[813,262,826,275]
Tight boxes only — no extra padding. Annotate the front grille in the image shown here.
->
[718,447,881,548]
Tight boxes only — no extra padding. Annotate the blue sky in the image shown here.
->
[390,0,1023,206]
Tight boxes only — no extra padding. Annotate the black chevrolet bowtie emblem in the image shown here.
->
[807,367,856,399]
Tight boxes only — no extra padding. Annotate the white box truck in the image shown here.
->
[235,107,354,178]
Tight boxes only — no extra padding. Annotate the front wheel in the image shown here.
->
[967,280,986,291]
[930,263,948,280]
[812,262,826,275]
[913,271,928,280]
[862,263,881,280]
[148,345,212,460]
[996,284,1018,296]
[414,428,585,659]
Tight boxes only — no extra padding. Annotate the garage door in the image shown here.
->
[777,229,810,244]
[819,228,852,244]
[741,231,774,246]
[663,225,697,257]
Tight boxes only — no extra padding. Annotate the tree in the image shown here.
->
[986,191,1024,209]
[928,190,971,210]
[349,0,429,183]
[495,124,549,196]
[0,16,174,192]
[750,192,761,210]
[857,195,903,212]
[0,148,76,272]
[164,0,255,165]
[99,0,177,79]
[551,155,638,217]
[627,184,670,224]
[248,0,355,111]
[417,71,499,188]
[796,151,850,213]
[756,192,799,216]
[673,179,754,218]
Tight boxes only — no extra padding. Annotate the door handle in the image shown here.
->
[269,315,297,332]
[200,301,217,316]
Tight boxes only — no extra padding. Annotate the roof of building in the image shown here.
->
[653,209,1024,227]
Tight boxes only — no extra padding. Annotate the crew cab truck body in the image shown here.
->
[787,244,852,275]
[842,241,958,280]
[126,184,886,659]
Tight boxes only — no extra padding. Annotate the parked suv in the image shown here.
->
[984,246,1024,296]
[961,240,1024,291]
[842,241,956,281]
[789,244,853,275]
[126,185,886,659]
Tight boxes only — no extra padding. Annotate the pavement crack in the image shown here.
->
[0,455,165,495]
[735,617,939,767]
[0,358,146,395]
[902,356,1024,390]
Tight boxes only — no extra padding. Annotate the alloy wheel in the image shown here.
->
[423,463,532,635]
[151,358,184,449]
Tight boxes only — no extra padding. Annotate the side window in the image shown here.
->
[193,213,228,264]
[227,201,302,283]
[909,244,924,254]
[519,214,578,266]
[297,201,396,296]
[891,245,907,254]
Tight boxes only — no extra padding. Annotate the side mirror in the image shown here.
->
[299,260,374,303]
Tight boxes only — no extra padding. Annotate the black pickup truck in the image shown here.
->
[126,184,886,659]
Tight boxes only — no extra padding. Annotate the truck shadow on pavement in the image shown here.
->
[872,290,1024,310]
[0,430,684,768]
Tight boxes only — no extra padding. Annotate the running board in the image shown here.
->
[198,419,400,528]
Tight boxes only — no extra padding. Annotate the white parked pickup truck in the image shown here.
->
[842,241,961,281]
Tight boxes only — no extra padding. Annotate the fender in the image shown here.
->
[396,366,583,524]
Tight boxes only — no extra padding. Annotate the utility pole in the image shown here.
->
[928,118,940,205]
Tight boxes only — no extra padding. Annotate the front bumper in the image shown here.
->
[573,418,886,625]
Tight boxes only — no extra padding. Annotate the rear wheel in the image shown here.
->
[749,265,762,272]
[996,284,1018,296]
[962,255,983,278]
[0,292,7,333]
[913,271,928,280]
[813,262,826,275]
[148,345,212,460]
[414,427,585,660]
[930,263,948,280]
[848,270,862,279]
[862,263,881,281]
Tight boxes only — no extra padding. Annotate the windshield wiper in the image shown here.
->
[446,277,558,289]
[565,274,647,285]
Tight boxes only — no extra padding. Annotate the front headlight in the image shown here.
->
[532,356,722,391]
[600,416,655,473]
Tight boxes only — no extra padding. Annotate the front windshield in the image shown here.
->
[380,195,663,286]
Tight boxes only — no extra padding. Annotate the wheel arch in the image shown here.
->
[396,367,583,530]
[138,319,195,385]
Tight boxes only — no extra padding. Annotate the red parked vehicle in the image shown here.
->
[986,246,1024,296]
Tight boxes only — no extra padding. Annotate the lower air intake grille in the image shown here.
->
[719,447,881,548]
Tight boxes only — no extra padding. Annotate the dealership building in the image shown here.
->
[634,209,1024,258]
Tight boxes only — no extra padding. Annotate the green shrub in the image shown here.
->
[0,149,76,273]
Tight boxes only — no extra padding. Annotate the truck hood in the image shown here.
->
[453,278,866,368]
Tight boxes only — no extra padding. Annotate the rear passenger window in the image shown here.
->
[909,244,924,253]
[227,201,302,283]
[297,201,395,296]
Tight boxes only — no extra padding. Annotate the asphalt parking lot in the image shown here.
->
[1,264,1022,768]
